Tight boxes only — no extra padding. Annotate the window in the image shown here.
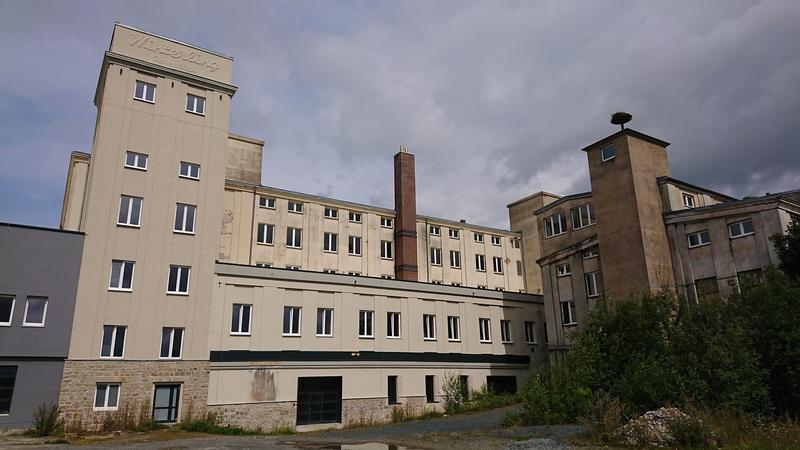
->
[388,376,398,405]
[173,203,196,234]
[231,304,252,335]
[283,306,301,336]
[425,375,435,403]
[430,247,442,266]
[255,262,272,268]
[348,236,362,256]
[524,321,536,344]
[738,269,765,290]
[117,195,142,227]
[451,282,462,287]
[449,229,460,239]
[259,196,275,209]
[544,212,568,238]
[556,263,571,277]
[134,80,155,102]
[323,268,336,274]
[380,217,393,228]
[495,287,505,291]
[0,366,17,415]
[512,238,521,249]
[100,325,126,358]
[109,260,134,291]
[317,308,333,336]
[475,254,486,272]
[479,318,491,342]
[286,227,302,248]
[694,277,720,302]
[94,383,120,410]
[349,211,362,223]
[561,301,577,325]
[381,274,394,279]
[22,297,47,327]
[179,162,200,180]
[492,256,503,274]
[387,312,401,338]
[159,327,183,359]
[430,226,440,236]
[687,230,710,248]
[571,203,596,229]
[381,240,393,259]
[601,145,615,161]
[490,235,501,246]
[0,296,13,326]
[324,207,338,219]
[358,310,374,338]
[432,280,442,285]
[258,223,275,245]
[500,320,512,343]
[323,232,337,252]
[474,233,484,243]
[152,384,181,423]
[682,193,695,208]
[186,94,205,115]
[585,271,602,298]
[287,265,301,271]
[583,248,599,259]
[477,285,487,290]
[447,316,460,341]
[423,314,436,340]
[729,219,754,238]
[124,151,148,170]
[347,271,361,276]
[450,250,461,268]
[288,201,303,213]
[167,265,190,295]
[516,260,523,276]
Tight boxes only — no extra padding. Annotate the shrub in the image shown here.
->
[518,364,590,425]
[27,402,63,437]
[668,416,713,448]
[441,372,467,414]
[585,391,628,443]
[180,410,262,435]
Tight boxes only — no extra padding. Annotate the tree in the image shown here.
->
[770,221,800,281]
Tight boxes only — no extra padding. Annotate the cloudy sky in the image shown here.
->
[1,0,798,229]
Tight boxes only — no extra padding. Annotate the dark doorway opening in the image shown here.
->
[388,375,398,405]
[425,375,435,403]
[486,376,517,395]
[297,376,342,425]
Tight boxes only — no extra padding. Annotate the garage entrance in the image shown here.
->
[296,376,342,425]
[486,376,517,395]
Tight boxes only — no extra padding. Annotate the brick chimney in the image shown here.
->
[394,146,418,281]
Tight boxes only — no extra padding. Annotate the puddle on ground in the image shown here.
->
[291,443,417,450]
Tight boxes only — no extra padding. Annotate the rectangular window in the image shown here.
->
[124,151,148,170]
[286,227,302,248]
[231,304,252,335]
[682,193,695,208]
[387,312,401,338]
[160,327,184,359]
[152,384,181,423]
[430,226,440,236]
[0,296,13,326]
[561,301,577,325]
[583,248,599,259]
[451,282,462,287]
[381,274,394,279]
[492,256,503,274]
[167,265,191,295]
[358,310,374,338]
[259,196,276,209]
[316,308,333,336]
[571,203,596,229]
[186,94,205,115]
[287,265,301,271]
[100,325,126,358]
[544,212,568,238]
[348,236,362,256]
[447,316,460,341]
[474,233,484,243]
[173,203,196,234]
[0,366,17,415]
[448,229,460,239]
[495,287,505,291]
[348,271,361,276]
[512,238,521,249]
[134,80,155,103]
[423,314,436,340]
[490,235,501,246]
[381,240,393,259]
[258,223,275,245]
[323,232,338,252]
[255,262,272,268]
[729,219,754,238]
[117,195,142,227]
[348,211,362,223]
[500,319,512,343]
[694,277,720,302]
[430,248,442,266]
[324,207,338,219]
[283,306,301,335]
[323,268,336,274]
[288,201,303,213]
[556,263,571,277]
[738,269,765,290]
[475,254,486,272]
[479,318,491,342]
[388,376,398,405]
[94,383,120,410]
[22,297,47,327]
[450,250,461,268]
[516,260,523,276]
[477,285,487,289]
[109,260,135,291]
[380,217,393,228]
[179,161,200,180]
[601,145,615,161]
[585,271,602,298]
[687,230,710,248]
[524,321,536,344]
[425,375,435,403]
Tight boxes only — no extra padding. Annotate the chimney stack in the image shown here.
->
[394,146,418,281]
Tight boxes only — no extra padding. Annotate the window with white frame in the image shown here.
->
[512,238,521,249]
[324,207,338,219]
[432,280,442,285]
[381,240,393,259]
[479,318,491,342]
[348,235,362,256]
[687,230,710,248]
[117,195,142,227]
[524,321,536,344]
[475,254,486,272]
[381,274,394,279]
[160,327,184,359]
[492,256,503,274]
[174,203,196,234]
[430,247,442,266]
[500,319,512,343]
[259,196,276,209]
[0,295,13,326]
[729,219,754,238]
[317,308,333,336]
[347,271,361,276]
[323,232,337,252]
[124,151,148,170]
[255,262,272,268]
[22,297,47,327]
[109,260,135,291]
[167,265,190,295]
[348,211,362,223]
[682,193,695,208]
[556,262,571,277]
[474,233,484,243]
[94,383,120,410]
[231,304,252,335]
[571,203,596,229]
[583,248,599,259]
[323,268,336,274]
[451,282,461,287]
[185,94,205,115]
[380,217,393,228]
[585,271,602,298]
[449,228,460,239]
[430,226,440,236]
[288,201,303,213]
[258,223,274,245]
[601,145,615,162]
[561,301,577,325]
[447,316,460,341]
[286,227,302,248]
[0,366,16,414]
[490,235,501,246]
[516,260,523,276]
[423,314,436,340]
[179,162,200,180]
[287,265,302,271]
[134,80,155,103]
[100,325,126,358]
[387,312,401,338]
[450,250,461,268]
[477,285,487,289]
[358,310,374,338]
[544,212,568,238]
[495,287,505,291]
[283,306,301,335]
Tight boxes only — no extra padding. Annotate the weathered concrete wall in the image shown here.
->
[225,134,264,185]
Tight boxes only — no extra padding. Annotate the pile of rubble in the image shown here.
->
[617,407,702,447]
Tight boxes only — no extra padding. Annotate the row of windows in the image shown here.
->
[0,295,47,327]
[686,218,754,248]
[109,261,190,295]
[124,152,200,180]
[544,203,596,238]
[99,325,185,359]
[558,271,603,326]
[134,80,206,116]
[118,196,197,233]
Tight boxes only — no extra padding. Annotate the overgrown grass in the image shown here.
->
[389,402,444,423]
[179,410,295,436]
[24,402,64,437]
[441,372,518,416]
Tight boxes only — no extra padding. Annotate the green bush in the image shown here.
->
[668,416,713,448]
[518,364,590,425]
[27,402,63,437]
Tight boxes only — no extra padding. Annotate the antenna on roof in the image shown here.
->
[611,111,633,131]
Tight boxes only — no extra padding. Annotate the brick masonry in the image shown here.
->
[393,149,419,281]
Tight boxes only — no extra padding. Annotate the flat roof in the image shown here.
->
[533,191,592,215]
[0,222,84,235]
[580,128,670,152]
[657,176,737,202]
[507,191,562,208]
[113,23,234,61]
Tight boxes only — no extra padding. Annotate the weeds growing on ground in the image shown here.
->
[24,402,63,437]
